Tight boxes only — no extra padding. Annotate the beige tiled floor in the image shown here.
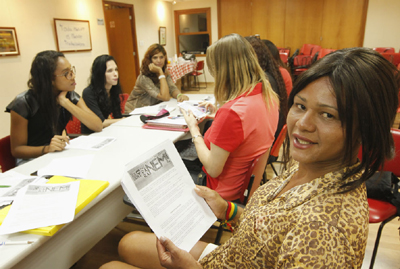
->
[74,82,400,269]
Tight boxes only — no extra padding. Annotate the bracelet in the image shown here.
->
[225,201,238,222]
[177,93,182,98]
[158,74,166,80]
[191,134,202,142]
[41,145,47,155]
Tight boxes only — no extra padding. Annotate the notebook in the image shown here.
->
[0,176,109,236]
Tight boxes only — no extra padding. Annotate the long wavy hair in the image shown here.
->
[245,37,288,128]
[141,44,167,84]
[206,34,278,108]
[283,48,400,192]
[27,50,67,135]
[262,39,289,71]
[88,55,123,119]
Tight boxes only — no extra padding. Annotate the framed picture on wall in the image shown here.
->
[0,27,20,56]
[159,27,166,46]
[54,18,92,52]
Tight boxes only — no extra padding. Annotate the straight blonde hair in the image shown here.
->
[206,33,278,108]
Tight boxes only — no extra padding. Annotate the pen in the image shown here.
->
[0,185,11,188]
[0,240,35,246]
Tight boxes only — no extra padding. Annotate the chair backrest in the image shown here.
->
[300,44,315,55]
[310,45,321,57]
[120,93,129,114]
[279,52,288,64]
[65,116,81,135]
[317,48,336,60]
[0,136,15,172]
[270,124,287,158]
[391,53,400,66]
[239,149,270,204]
[357,128,400,177]
[373,47,395,53]
[196,60,204,71]
[383,128,400,177]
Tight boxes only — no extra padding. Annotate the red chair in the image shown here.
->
[267,124,287,176]
[189,60,207,90]
[278,48,290,65]
[381,53,400,67]
[0,136,15,172]
[214,150,270,244]
[373,47,395,53]
[290,44,321,76]
[317,48,336,60]
[367,128,400,268]
[65,116,81,136]
[120,93,129,114]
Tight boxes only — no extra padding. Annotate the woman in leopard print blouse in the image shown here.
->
[101,48,399,269]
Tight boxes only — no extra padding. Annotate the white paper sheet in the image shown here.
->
[66,136,116,151]
[0,181,80,235]
[178,102,208,120]
[129,104,175,115]
[0,172,40,208]
[37,155,94,178]
[121,140,216,252]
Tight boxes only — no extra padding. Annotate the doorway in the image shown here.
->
[103,1,140,94]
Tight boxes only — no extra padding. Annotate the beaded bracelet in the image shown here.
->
[225,201,238,222]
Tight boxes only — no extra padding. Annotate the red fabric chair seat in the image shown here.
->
[0,136,15,172]
[368,198,397,223]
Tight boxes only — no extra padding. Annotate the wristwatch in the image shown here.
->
[192,134,202,142]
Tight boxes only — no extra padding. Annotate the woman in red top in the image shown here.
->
[182,34,279,201]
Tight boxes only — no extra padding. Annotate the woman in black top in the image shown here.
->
[82,55,124,134]
[6,50,102,164]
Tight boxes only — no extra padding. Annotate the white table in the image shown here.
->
[0,94,213,269]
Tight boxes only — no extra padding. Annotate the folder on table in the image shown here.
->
[0,176,109,236]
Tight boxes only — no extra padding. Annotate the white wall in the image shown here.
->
[363,0,400,52]
[0,0,176,138]
[172,0,218,84]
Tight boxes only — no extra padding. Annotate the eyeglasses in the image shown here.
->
[55,66,76,80]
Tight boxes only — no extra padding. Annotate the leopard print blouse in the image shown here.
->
[200,162,369,268]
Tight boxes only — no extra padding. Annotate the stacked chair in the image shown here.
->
[288,44,321,77]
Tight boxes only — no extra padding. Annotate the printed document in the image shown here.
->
[129,104,175,115]
[177,102,208,120]
[0,181,80,235]
[66,136,116,151]
[0,171,38,208]
[121,140,216,252]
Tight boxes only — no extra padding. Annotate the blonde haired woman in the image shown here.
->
[182,33,279,201]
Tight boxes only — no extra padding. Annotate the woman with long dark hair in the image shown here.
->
[82,55,123,134]
[246,36,288,140]
[6,50,102,164]
[262,39,293,96]
[124,44,189,113]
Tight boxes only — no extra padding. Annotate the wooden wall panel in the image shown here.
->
[320,0,368,49]
[251,0,286,47]
[284,0,324,54]
[218,0,252,38]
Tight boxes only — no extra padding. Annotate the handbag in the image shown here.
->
[366,171,400,214]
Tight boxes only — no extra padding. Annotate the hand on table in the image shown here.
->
[156,236,202,269]
[199,102,216,118]
[47,135,70,153]
[177,94,189,102]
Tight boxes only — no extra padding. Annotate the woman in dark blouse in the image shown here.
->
[6,50,102,165]
[82,55,124,134]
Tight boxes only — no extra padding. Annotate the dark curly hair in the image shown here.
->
[262,39,289,71]
[27,50,68,135]
[88,55,123,119]
[245,36,288,135]
[141,44,167,84]
[283,47,399,192]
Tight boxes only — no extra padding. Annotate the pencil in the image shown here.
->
[0,240,35,246]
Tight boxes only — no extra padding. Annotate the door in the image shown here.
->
[103,2,139,94]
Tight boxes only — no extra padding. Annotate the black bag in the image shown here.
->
[366,171,400,214]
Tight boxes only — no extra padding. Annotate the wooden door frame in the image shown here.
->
[102,0,140,78]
